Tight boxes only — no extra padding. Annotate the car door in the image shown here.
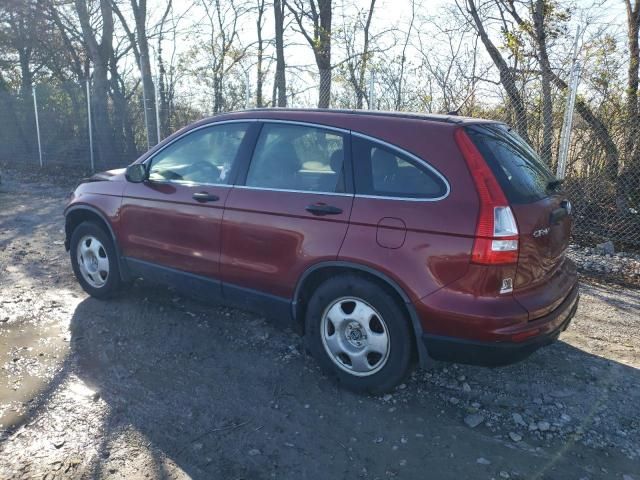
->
[221,121,354,303]
[119,121,257,283]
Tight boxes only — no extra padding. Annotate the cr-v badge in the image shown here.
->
[533,227,550,238]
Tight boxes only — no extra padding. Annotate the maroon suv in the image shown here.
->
[65,109,579,393]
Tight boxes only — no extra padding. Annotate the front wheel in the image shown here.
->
[70,221,121,299]
[305,275,414,394]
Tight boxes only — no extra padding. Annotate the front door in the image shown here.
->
[119,121,256,280]
[221,122,354,300]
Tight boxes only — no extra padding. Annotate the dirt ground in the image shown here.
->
[0,171,639,480]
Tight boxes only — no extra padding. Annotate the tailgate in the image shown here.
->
[465,124,576,317]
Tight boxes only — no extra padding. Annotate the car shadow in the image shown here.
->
[57,280,640,479]
[4,280,639,479]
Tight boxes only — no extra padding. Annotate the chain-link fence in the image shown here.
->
[1,62,639,272]
[0,81,91,170]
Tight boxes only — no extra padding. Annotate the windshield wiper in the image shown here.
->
[547,178,564,191]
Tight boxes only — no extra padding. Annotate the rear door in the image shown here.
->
[220,121,353,300]
[119,122,256,280]
[466,124,574,315]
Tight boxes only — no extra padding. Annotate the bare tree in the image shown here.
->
[501,0,619,178]
[111,0,159,145]
[273,0,287,106]
[619,0,640,209]
[531,0,554,164]
[75,0,116,165]
[339,0,377,109]
[191,0,250,113]
[285,0,332,108]
[415,6,484,114]
[0,0,47,159]
[395,0,415,110]
[463,0,531,142]
[255,0,266,107]
[156,0,174,137]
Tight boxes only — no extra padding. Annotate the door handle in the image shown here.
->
[305,204,343,216]
[192,192,219,202]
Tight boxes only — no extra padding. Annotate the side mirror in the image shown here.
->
[125,163,148,183]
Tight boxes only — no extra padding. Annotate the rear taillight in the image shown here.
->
[454,128,519,265]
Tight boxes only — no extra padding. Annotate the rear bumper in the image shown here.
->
[422,283,579,366]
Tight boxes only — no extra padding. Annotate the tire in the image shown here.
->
[304,275,414,394]
[70,221,121,299]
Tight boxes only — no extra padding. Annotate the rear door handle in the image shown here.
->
[305,204,343,216]
[192,192,219,202]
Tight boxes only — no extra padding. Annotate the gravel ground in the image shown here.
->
[568,244,640,286]
[0,171,639,479]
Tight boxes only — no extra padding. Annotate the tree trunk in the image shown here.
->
[75,0,116,167]
[466,0,530,143]
[316,0,332,108]
[318,64,331,108]
[256,0,265,107]
[131,0,158,146]
[532,0,554,165]
[17,49,35,161]
[91,63,115,167]
[356,0,376,109]
[274,0,287,106]
[285,0,332,108]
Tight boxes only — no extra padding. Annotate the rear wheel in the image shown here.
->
[70,221,121,299]
[305,275,414,393]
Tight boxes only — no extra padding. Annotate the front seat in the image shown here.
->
[250,143,300,189]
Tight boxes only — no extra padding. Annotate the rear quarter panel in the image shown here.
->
[337,117,479,301]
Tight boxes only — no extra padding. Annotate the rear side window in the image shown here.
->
[352,136,447,199]
[246,123,346,193]
[466,124,555,204]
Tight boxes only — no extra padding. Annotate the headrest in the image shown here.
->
[372,148,398,178]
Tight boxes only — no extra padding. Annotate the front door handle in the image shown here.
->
[192,192,219,202]
[305,204,343,216]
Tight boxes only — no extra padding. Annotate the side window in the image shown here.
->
[352,136,447,199]
[148,123,250,185]
[245,123,346,193]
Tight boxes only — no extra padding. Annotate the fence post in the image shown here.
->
[245,70,251,109]
[86,78,95,172]
[368,70,375,110]
[557,29,582,179]
[141,76,150,150]
[32,85,43,168]
[155,74,162,143]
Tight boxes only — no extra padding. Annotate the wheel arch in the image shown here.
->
[293,261,430,368]
[64,205,131,281]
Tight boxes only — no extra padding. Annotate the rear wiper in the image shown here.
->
[547,178,564,191]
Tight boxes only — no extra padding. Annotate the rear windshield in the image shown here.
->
[466,124,556,204]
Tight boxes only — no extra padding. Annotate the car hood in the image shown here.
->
[88,168,127,182]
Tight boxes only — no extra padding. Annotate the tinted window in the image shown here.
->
[352,136,447,199]
[246,123,346,193]
[466,124,556,204]
[149,123,249,185]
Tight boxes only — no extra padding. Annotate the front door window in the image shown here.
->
[149,123,250,185]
